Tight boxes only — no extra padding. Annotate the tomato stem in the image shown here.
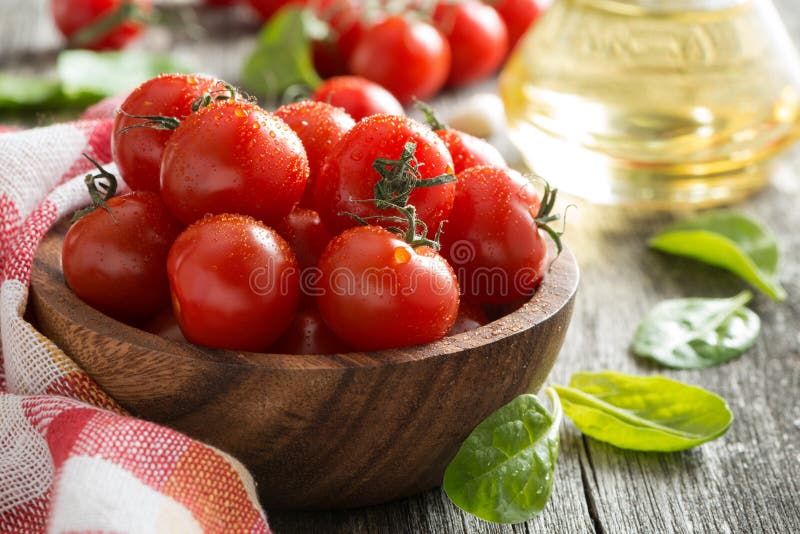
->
[340,140,454,249]
[533,178,571,257]
[414,99,447,131]
[72,154,119,224]
[67,1,151,48]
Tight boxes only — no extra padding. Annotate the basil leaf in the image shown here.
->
[242,6,324,101]
[632,291,760,369]
[649,210,786,301]
[58,50,189,101]
[443,389,561,524]
[0,74,68,110]
[554,372,732,452]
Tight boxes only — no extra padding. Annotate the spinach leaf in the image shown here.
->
[632,291,760,369]
[58,50,188,101]
[241,6,325,102]
[443,389,561,524]
[649,209,786,301]
[554,372,732,452]
[0,51,188,112]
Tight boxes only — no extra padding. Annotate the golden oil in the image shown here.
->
[500,0,800,208]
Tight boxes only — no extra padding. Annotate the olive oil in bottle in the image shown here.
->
[500,0,800,208]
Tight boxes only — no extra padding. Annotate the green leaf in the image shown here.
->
[0,74,67,110]
[443,389,561,524]
[241,6,324,101]
[632,291,760,369]
[0,50,189,112]
[58,50,189,101]
[554,372,732,452]
[649,210,786,301]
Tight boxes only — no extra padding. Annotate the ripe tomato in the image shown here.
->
[143,307,187,343]
[51,0,152,50]
[433,1,508,87]
[314,114,455,237]
[305,0,365,77]
[270,308,351,354]
[167,214,300,351]
[274,100,355,207]
[491,0,543,50]
[160,100,309,226]
[440,166,548,304]
[435,127,507,173]
[113,74,226,192]
[274,208,332,271]
[310,76,403,122]
[448,300,488,335]
[63,191,182,324]
[349,16,451,104]
[316,225,459,351]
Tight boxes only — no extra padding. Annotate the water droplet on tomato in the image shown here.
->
[393,246,411,265]
[235,108,247,118]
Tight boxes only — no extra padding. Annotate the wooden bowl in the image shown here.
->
[30,220,579,510]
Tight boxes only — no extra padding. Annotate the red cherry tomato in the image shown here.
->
[274,208,332,271]
[491,0,543,50]
[316,225,459,351]
[112,74,226,192]
[62,191,182,324]
[167,214,300,351]
[434,128,507,173]
[270,308,351,354]
[51,0,152,50]
[310,76,404,122]
[433,1,508,87]
[349,16,451,104]
[143,307,187,343]
[160,100,309,226]
[314,114,455,237]
[440,166,547,304]
[274,100,355,207]
[448,300,488,335]
[306,0,365,77]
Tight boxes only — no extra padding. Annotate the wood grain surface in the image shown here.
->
[4,0,800,532]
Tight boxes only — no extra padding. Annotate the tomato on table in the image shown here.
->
[63,189,182,324]
[51,0,152,50]
[160,100,309,226]
[167,213,300,351]
[433,1,508,87]
[314,114,455,237]
[274,100,355,207]
[310,76,404,121]
[316,225,459,351]
[440,166,558,304]
[348,16,451,104]
[491,0,543,50]
[113,73,227,192]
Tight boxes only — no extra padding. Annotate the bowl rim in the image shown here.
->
[31,223,579,372]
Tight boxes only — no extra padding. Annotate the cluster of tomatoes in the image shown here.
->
[63,73,559,354]
[249,0,543,103]
[50,0,542,103]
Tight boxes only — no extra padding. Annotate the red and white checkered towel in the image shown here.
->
[0,116,271,533]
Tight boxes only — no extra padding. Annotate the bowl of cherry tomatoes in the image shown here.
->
[30,73,578,508]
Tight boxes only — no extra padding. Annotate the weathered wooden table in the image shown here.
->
[2,1,798,532]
